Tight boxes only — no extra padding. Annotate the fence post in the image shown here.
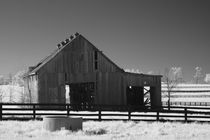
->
[157,111,159,121]
[128,111,131,120]
[33,104,36,120]
[98,110,101,121]
[0,104,2,120]
[184,108,187,122]
[67,105,70,116]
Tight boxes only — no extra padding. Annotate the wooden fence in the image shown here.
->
[1,103,210,122]
[162,101,210,106]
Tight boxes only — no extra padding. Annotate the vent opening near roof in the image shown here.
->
[94,51,98,70]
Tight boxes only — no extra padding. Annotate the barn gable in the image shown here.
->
[25,33,126,104]
[28,33,124,75]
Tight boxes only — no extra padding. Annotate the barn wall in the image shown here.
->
[26,34,162,106]
[96,72,125,105]
[37,35,122,75]
[150,77,162,107]
[94,72,162,106]
[37,73,65,103]
[124,73,162,107]
[24,75,38,103]
[82,36,123,73]
[124,73,161,86]
[35,35,123,104]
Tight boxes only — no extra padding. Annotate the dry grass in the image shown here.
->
[1,120,210,140]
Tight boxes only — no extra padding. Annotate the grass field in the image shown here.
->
[1,120,210,140]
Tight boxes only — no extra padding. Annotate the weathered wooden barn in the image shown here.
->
[24,33,162,107]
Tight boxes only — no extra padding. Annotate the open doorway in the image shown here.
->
[143,86,151,106]
[66,82,95,106]
[126,86,152,107]
[65,85,70,104]
[126,86,144,106]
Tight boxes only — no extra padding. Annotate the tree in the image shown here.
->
[0,88,5,103]
[0,75,4,85]
[194,67,203,84]
[12,70,27,86]
[13,70,28,103]
[163,67,182,110]
[204,74,210,83]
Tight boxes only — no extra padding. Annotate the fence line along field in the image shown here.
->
[2,103,210,122]
[162,84,210,103]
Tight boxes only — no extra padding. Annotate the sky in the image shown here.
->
[0,0,210,81]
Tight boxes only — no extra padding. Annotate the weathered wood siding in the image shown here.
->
[25,34,162,107]
[95,72,162,106]
[96,72,125,105]
[37,73,65,103]
[24,75,38,103]
[124,73,162,107]
[35,35,122,103]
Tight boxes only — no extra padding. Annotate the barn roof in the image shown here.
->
[25,33,124,76]
[124,72,162,77]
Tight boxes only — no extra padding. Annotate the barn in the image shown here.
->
[24,33,162,108]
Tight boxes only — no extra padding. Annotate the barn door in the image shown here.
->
[126,86,152,108]
[126,86,144,106]
[68,82,95,108]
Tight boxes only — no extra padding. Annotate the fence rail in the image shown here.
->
[162,101,210,106]
[162,90,210,92]
[1,103,210,122]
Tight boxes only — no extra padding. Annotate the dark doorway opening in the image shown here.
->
[126,86,144,106]
[68,82,95,109]
[126,86,152,107]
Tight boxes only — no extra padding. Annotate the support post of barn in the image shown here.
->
[33,104,36,120]
[184,108,187,122]
[0,104,2,120]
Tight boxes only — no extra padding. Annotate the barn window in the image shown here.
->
[94,50,98,60]
[65,73,68,81]
[95,62,98,70]
[94,51,98,70]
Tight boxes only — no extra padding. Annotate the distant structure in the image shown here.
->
[24,33,162,108]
